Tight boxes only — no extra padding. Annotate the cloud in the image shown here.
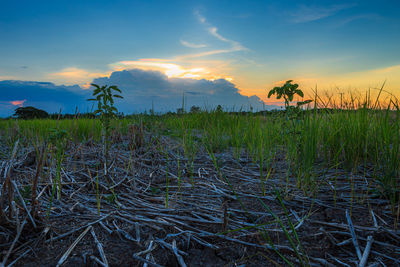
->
[92,69,270,113]
[180,40,207,48]
[194,9,206,23]
[110,59,234,81]
[334,13,381,27]
[0,68,277,117]
[0,80,89,116]
[208,26,246,51]
[111,60,210,79]
[177,10,248,59]
[10,100,26,107]
[289,4,355,23]
[48,67,111,87]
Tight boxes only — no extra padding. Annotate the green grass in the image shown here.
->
[1,94,399,213]
[2,93,400,265]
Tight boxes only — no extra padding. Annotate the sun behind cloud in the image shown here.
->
[48,67,112,88]
[110,59,234,81]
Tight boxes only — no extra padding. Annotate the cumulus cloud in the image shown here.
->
[48,67,111,88]
[111,61,210,79]
[92,69,269,113]
[0,69,278,117]
[0,80,89,117]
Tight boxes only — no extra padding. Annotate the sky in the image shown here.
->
[1,0,399,115]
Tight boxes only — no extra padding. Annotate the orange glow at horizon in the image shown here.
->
[46,60,400,108]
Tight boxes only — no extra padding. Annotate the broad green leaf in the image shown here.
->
[91,83,100,89]
[296,90,304,97]
[297,99,312,106]
[93,88,101,95]
[110,86,122,93]
[267,90,275,98]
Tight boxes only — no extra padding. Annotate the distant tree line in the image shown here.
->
[13,106,97,119]
[11,105,345,120]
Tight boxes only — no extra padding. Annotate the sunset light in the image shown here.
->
[1,2,400,266]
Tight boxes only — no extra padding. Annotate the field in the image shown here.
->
[1,99,400,266]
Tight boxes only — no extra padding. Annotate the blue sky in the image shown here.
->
[1,0,399,115]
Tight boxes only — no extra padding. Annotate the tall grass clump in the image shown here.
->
[47,127,69,216]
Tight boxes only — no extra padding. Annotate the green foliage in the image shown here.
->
[15,185,32,206]
[49,128,68,144]
[150,186,161,195]
[268,80,309,110]
[47,127,70,216]
[176,108,185,115]
[1,89,400,218]
[190,105,201,113]
[105,193,116,204]
[87,83,123,123]
[87,83,123,162]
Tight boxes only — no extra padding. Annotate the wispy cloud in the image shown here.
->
[208,26,246,50]
[45,11,246,91]
[194,9,206,23]
[289,4,356,23]
[334,13,380,27]
[180,40,207,48]
[177,10,248,59]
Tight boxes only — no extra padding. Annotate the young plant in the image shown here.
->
[267,80,312,120]
[268,80,304,110]
[165,151,169,208]
[87,84,123,165]
[268,80,314,192]
[47,128,69,217]
[258,188,310,267]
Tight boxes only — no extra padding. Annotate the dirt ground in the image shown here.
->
[0,133,399,266]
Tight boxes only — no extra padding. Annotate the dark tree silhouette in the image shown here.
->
[14,106,49,119]
[190,105,201,113]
